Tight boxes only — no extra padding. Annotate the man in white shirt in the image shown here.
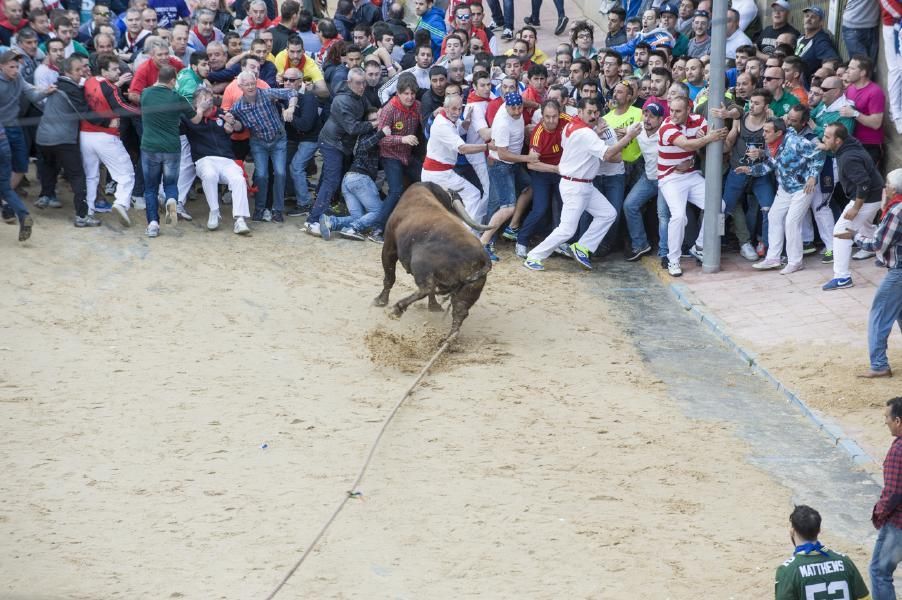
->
[479,92,538,261]
[524,97,641,272]
[725,8,754,59]
[463,71,493,223]
[420,94,494,220]
[622,101,665,262]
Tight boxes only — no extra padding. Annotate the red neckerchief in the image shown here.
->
[466,89,488,103]
[192,26,214,47]
[241,16,272,37]
[0,16,28,32]
[884,192,902,219]
[389,94,417,116]
[315,37,338,63]
[564,115,590,137]
[767,134,782,158]
[125,31,143,47]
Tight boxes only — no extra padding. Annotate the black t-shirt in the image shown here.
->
[755,23,800,55]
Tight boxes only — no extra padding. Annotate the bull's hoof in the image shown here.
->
[373,295,388,307]
[428,301,444,313]
[387,305,403,320]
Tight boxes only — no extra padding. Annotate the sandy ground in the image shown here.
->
[756,344,901,474]
[0,195,870,599]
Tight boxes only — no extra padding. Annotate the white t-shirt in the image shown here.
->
[637,126,660,181]
[465,100,489,165]
[596,125,625,176]
[559,122,610,180]
[426,112,466,167]
[489,107,524,164]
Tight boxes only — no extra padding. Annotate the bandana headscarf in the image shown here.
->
[503,92,522,106]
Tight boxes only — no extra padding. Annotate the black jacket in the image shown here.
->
[288,91,323,144]
[318,81,373,155]
[836,136,884,204]
[183,108,236,161]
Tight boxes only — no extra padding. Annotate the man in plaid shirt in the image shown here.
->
[844,168,902,379]
[231,71,301,223]
[868,396,902,599]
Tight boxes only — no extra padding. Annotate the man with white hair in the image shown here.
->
[236,0,272,51]
[188,8,223,50]
[420,93,493,224]
[843,168,902,378]
[183,87,252,234]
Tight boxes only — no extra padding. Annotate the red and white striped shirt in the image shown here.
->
[657,113,707,182]
[880,0,902,25]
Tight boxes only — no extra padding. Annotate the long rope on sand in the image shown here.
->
[263,330,460,600]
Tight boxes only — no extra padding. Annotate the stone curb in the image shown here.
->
[669,282,876,467]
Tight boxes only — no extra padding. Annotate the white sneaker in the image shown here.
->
[852,249,875,260]
[145,220,160,237]
[515,243,528,258]
[233,216,250,235]
[739,242,758,261]
[165,198,178,225]
[303,221,321,237]
[752,258,782,270]
[667,261,682,277]
[262,208,273,222]
[177,202,193,221]
[132,195,145,210]
[112,203,131,227]
[207,209,221,230]
[780,262,805,275]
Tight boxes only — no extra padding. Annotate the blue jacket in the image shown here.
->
[412,6,445,57]
[748,130,825,194]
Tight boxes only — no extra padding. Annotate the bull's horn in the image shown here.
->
[452,197,492,231]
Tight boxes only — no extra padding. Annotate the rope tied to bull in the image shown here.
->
[263,330,460,600]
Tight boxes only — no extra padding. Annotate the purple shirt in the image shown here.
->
[845,80,885,145]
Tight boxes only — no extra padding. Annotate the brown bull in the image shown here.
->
[373,182,492,339]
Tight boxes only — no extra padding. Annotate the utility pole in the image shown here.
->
[701,0,727,273]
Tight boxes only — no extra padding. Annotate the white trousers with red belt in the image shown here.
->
[421,167,482,221]
[80,131,135,211]
[528,178,616,260]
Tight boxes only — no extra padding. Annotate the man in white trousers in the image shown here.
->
[657,95,728,277]
[420,94,494,217]
[738,118,824,275]
[880,0,902,133]
[463,71,493,223]
[821,122,886,290]
[182,88,251,234]
[523,97,641,272]
[81,54,140,226]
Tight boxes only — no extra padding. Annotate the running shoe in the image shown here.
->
[523,257,544,271]
[822,277,853,291]
[570,243,592,269]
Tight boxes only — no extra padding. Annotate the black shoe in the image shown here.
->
[523,15,539,26]
[802,242,817,255]
[626,244,652,262]
[286,206,309,217]
[660,256,668,269]
[251,208,265,222]
[554,15,569,36]
[1,204,14,224]
[271,210,284,223]
[18,215,33,241]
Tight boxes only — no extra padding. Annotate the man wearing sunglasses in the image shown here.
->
[762,65,798,118]
[811,75,856,139]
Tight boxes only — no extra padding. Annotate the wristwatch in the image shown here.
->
[852,109,860,119]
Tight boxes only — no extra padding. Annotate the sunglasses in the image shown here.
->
[455,13,470,20]
[762,75,783,81]
[820,86,840,91]
[283,77,300,82]
[95,10,110,16]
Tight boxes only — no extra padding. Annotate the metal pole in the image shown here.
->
[701,0,727,273]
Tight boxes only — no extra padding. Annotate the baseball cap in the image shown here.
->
[803,6,826,19]
[692,9,710,18]
[659,2,678,15]
[771,0,790,10]
[644,101,665,117]
[0,50,23,65]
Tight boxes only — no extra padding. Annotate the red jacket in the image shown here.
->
[82,76,140,135]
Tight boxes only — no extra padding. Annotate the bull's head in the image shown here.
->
[418,182,492,231]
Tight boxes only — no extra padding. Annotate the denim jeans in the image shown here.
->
[0,135,28,222]
[331,171,382,230]
[597,173,626,253]
[289,140,318,208]
[622,170,658,252]
[503,0,514,29]
[722,169,776,246]
[657,191,670,257]
[375,156,421,231]
[518,171,560,245]
[842,25,879,63]
[142,150,180,224]
[485,0,504,25]
[530,0,565,20]
[308,143,345,224]
[250,134,288,212]
[868,268,902,372]
[487,160,529,219]
[870,522,902,600]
